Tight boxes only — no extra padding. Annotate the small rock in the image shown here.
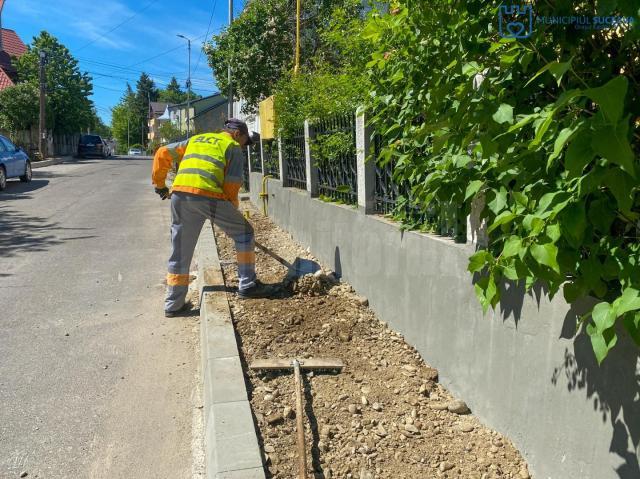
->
[430,403,448,411]
[318,440,328,452]
[519,466,531,479]
[20,473,28,478]
[266,413,284,425]
[439,462,454,472]
[448,399,470,414]
[371,402,382,412]
[490,445,499,454]
[313,270,326,279]
[424,368,439,381]
[320,426,332,438]
[283,406,294,419]
[402,364,417,372]
[404,424,420,434]
[348,404,361,415]
[264,444,275,453]
[338,332,352,342]
[361,396,369,406]
[374,425,387,437]
[64,333,70,337]
[356,296,369,307]
[458,424,475,433]
[359,468,374,479]
[264,394,275,402]
[360,385,371,395]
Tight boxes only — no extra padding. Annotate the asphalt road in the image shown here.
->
[0,157,202,479]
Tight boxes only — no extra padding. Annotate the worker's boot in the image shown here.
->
[237,280,278,299]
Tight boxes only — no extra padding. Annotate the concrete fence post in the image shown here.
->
[356,111,376,214]
[304,120,319,197]
[466,192,488,247]
[247,144,254,174]
[278,136,287,183]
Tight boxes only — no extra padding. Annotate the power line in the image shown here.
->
[75,0,161,53]
[193,0,219,75]
[79,58,214,85]
[125,34,207,69]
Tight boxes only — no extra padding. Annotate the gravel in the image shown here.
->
[214,202,531,479]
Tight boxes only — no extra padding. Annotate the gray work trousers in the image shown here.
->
[165,192,256,312]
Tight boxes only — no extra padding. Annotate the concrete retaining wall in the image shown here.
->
[250,172,640,479]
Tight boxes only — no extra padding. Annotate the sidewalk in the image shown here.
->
[31,155,74,169]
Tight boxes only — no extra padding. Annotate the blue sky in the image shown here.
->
[3,0,246,125]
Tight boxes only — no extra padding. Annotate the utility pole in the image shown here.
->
[38,51,47,160]
[0,0,5,52]
[127,114,130,151]
[177,34,192,138]
[227,0,233,119]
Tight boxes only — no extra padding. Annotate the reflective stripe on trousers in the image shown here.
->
[165,192,256,312]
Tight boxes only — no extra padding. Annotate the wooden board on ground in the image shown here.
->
[249,358,345,371]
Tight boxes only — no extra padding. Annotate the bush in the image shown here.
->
[366,1,640,363]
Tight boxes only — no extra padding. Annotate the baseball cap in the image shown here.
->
[225,118,255,144]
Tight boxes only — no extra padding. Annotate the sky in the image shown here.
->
[2,0,247,125]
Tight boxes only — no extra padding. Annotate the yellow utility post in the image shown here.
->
[294,0,301,74]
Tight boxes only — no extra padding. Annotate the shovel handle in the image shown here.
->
[293,359,308,479]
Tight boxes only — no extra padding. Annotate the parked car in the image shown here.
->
[78,134,108,158]
[128,148,143,156]
[0,134,31,191]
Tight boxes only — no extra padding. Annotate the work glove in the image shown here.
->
[155,187,170,200]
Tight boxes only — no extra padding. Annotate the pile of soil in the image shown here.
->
[213,202,531,479]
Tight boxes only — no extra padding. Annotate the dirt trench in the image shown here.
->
[213,201,531,479]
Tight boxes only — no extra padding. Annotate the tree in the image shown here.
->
[14,31,94,134]
[158,121,184,144]
[158,77,188,104]
[0,83,39,131]
[111,85,137,153]
[134,73,159,147]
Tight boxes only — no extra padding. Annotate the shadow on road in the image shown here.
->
[0,179,49,199]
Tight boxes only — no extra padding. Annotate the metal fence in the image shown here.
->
[312,113,357,204]
[373,135,466,241]
[261,139,280,179]
[249,143,262,172]
[282,128,307,189]
[241,147,250,191]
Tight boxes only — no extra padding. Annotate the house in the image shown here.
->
[0,28,27,91]
[168,93,228,136]
[147,101,172,143]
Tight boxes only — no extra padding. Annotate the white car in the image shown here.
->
[128,148,143,156]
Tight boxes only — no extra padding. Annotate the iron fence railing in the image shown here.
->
[373,135,466,241]
[262,139,280,179]
[312,113,357,204]
[282,128,307,189]
[248,144,262,172]
[241,147,250,191]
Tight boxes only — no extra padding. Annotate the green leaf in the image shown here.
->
[604,169,635,212]
[623,312,640,346]
[588,198,614,233]
[560,202,586,248]
[488,188,508,214]
[613,288,640,316]
[502,236,522,258]
[546,223,561,243]
[468,250,491,273]
[563,282,586,303]
[530,243,560,273]
[591,121,635,177]
[548,124,582,168]
[591,302,617,332]
[464,180,483,201]
[523,214,545,235]
[462,61,481,76]
[565,131,595,177]
[488,211,516,233]
[492,104,514,124]
[529,111,555,149]
[507,113,537,133]
[585,76,628,124]
[525,60,572,88]
[587,324,618,365]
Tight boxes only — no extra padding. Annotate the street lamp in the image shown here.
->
[177,34,192,138]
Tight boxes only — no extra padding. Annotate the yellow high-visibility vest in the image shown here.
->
[172,133,238,195]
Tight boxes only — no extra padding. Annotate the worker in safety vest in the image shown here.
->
[152,118,277,317]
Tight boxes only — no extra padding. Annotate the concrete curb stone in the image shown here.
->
[196,220,266,479]
[31,156,74,169]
